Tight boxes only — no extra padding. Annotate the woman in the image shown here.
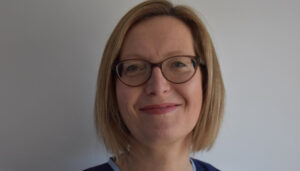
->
[85,0,225,171]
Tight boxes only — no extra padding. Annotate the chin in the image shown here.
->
[137,128,192,147]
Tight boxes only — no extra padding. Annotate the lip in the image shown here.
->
[139,103,181,115]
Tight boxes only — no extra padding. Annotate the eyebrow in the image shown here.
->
[122,50,193,60]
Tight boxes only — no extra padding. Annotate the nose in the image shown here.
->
[144,66,170,96]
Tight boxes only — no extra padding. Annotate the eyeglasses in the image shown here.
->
[114,56,205,87]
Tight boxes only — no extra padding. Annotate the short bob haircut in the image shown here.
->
[95,0,225,159]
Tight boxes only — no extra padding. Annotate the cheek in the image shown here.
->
[116,81,146,137]
[183,70,203,119]
[116,80,141,119]
[116,81,131,113]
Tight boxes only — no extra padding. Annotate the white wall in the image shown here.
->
[0,0,299,170]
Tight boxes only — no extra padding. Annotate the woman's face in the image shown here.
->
[116,16,203,147]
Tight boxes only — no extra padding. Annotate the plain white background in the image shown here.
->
[1,0,299,170]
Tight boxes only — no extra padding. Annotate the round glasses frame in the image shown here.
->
[114,55,205,87]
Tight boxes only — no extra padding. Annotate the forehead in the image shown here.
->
[120,16,195,61]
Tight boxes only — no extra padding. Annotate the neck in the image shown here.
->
[116,136,193,171]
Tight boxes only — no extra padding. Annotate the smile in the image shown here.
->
[139,103,181,115]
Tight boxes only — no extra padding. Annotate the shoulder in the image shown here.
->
[83,162,113,171]
[191,158,221,171]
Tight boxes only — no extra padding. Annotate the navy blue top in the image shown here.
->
[84,157,220,171]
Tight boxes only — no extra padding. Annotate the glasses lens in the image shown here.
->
[162,56,197,83]
[116,60,150,86]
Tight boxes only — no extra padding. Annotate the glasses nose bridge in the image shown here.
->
[149,62,165,75]
[146,62,170,90]
[150,60,163,68]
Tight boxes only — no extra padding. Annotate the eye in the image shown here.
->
[123,62,147,76]
[172,61,187,68]
[126,65,139,72]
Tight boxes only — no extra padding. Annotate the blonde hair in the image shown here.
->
[95,0,225,159]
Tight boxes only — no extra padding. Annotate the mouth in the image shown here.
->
[139,103,181,115]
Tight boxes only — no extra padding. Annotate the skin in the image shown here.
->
[115,16,203,171]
